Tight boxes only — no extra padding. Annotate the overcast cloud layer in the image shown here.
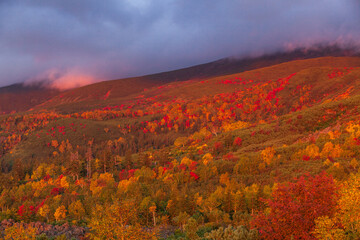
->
[0,0,359,89]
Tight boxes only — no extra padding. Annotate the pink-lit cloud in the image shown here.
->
[26,69,97,90]
[49,71,96,90]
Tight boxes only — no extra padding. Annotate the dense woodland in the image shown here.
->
[1,57,360,239]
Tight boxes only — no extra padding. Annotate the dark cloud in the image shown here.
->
[0,0,359,88]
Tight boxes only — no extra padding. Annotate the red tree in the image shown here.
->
[233,137,242,147]
[251,172,338,240]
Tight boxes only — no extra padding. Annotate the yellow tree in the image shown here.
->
[314,172,360,239]
[261,147,276,166]
[305,144,320,158]
[51,139,59,148]
[337,173,360,235]
[87,200,157,240]
[54,205,67,222]
[313,216,345,240]
[38,204,50,221]
[69,200,85,221]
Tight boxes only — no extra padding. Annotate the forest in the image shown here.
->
[0,57,360,239]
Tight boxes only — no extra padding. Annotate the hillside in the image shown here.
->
[1,46,357,114]
[0,56,360,239]
[34,56,360,113]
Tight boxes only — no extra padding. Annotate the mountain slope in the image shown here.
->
[2,56,360,162]
[37,56,360,114]
[1,46,357,114]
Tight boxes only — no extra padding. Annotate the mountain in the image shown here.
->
[0,45,357,114]
[0,52,360,238]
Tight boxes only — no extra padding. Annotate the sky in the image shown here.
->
[0,0,359,89]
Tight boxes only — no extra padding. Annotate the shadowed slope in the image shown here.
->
[0,83,59,114]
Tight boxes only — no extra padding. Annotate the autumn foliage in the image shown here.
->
[0,59,360,238]
[251,172,338,239]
